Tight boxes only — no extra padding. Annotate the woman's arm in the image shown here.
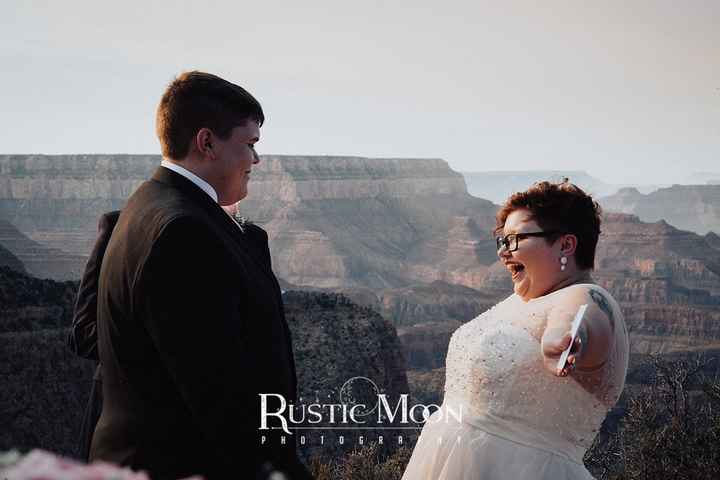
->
[541,287,614,376]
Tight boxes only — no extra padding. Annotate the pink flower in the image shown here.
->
[1,450,204,480]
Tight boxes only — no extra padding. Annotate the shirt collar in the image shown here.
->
[160,159,218,203]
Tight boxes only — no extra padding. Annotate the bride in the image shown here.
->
[402,181,629,479]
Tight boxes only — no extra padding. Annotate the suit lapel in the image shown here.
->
[150,167,280,296]
[151,167,245,242]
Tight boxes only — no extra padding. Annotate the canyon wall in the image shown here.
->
[600,185,720,236]
[0,154,499,285]
[2,155,720,358]
[394,213,720,368]
[0,267,409,461]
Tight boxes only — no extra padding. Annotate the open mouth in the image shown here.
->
[507,263,525,280]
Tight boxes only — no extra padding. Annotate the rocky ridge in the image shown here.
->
[0,220,85,280]
[0,154,499,285]
[3,155,720,358]
[0,266,410,461]
[600,184,720,236]
[238,156,499,289]
[0,244,24,273]
[400,213,720,368]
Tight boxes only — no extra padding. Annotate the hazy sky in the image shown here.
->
[2,0,718,185]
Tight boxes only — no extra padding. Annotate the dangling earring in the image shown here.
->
[560,256,567,271]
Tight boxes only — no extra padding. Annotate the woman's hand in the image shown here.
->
[541,327,583,377]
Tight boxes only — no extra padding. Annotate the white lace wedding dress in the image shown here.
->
[402,284,629,479]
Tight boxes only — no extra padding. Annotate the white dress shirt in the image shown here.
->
[160,159,244,232]
[160,159,218,203]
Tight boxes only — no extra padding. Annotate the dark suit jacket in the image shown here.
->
[68,210,120,461]
[90,167,311,480]
[69,210,121,361]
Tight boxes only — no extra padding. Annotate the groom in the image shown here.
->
[90,71,312,480]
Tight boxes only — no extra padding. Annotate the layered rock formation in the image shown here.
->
[398,213,720,369]
[0,154,149,257]
[373,281,495,327]
[0,154,500,285]
[600,185,720,235]
[3,154,720,361]
[239,156,499,289]
[593,213,720,354]
[0,220,85,280]
[481,213,720,355]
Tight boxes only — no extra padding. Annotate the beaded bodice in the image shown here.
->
[443,284,628,458]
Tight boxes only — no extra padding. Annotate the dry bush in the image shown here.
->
[584,354,720,480]
[613,356,720,480]
[309,443,412,480]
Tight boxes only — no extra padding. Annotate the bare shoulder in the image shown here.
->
[550,284,618,329]
[582,285,619,330]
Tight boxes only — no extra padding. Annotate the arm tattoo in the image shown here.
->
[589,289,614,328]
[576,325,589,354]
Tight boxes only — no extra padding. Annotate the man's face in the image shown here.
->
[212,120,260,205]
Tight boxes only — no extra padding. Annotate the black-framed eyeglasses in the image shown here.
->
[496,231,562,253]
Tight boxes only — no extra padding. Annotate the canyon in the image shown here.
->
[0,267,409,461]
[2,154,719,364]
[600,184,720,236]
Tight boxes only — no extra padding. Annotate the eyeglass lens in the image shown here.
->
[496,234,518,252]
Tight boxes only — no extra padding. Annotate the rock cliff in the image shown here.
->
[373,281,495,328]
[592,213,720,354]
[600,184,720,235]
[238,156,498,289]
[0,267,410,462]
[0,219,85,280]
[0,154,499,285]
[3,155,720,359]
[283,291,410,459]
[0,154,150,257]
[398,213,720,369]
[0,244,25,273]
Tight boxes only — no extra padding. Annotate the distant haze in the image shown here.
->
[2,1,718,185]
[459,169,720,204]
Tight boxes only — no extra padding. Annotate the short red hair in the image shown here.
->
[495,180,602,270]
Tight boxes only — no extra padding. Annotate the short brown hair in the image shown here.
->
[495,180,602,269]
[155,71,265,160]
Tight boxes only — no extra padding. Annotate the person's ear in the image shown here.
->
[559,234,578,257]
[196,128,214,157]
